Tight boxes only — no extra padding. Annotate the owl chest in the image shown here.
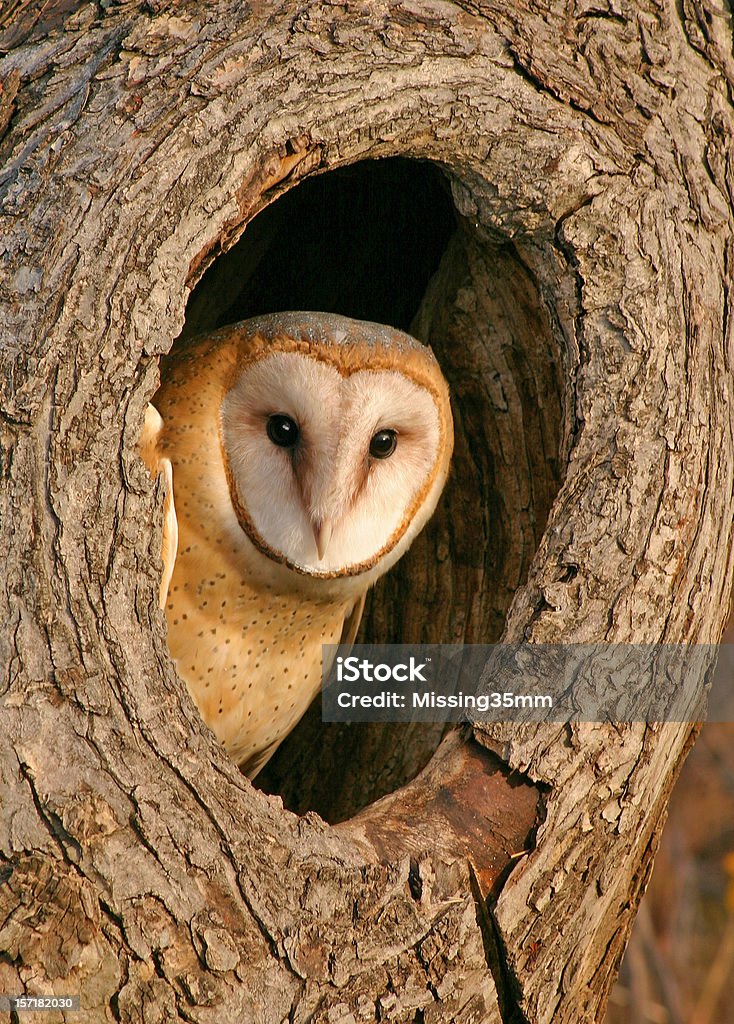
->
[164,545,346,766]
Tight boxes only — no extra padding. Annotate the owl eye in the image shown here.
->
[267,414,300,448]
[369,428,397,459]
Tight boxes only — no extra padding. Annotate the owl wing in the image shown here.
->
[241,742,280,779]
[244,594,366,780]
[340,592,366,650]
[320,592,366,683]
[139,404,178,609]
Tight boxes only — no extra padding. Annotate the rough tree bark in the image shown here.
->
[1,2,733,1023]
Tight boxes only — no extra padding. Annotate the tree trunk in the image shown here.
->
[1,2,733,1022]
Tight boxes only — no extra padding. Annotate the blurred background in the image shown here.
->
[607,609,734,1024]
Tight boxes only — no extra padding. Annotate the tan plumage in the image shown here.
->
[140,312,453,777]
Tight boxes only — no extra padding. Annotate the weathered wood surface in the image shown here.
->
[1,1,733,1021]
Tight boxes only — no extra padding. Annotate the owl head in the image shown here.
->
[164,312,453,596]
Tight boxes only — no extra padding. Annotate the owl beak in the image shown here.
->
[313,519,333,561]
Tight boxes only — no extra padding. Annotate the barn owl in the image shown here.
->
[141,312,453,777]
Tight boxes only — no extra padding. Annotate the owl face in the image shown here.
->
[221,346,449,580]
